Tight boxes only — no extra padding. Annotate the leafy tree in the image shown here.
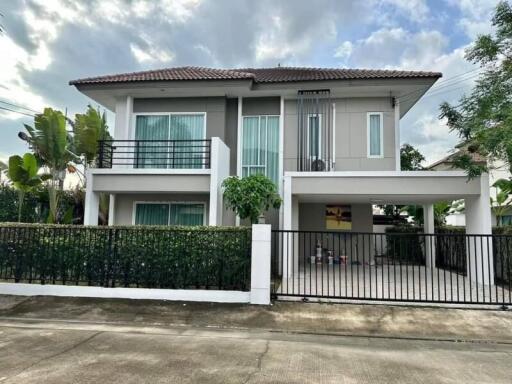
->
[380,144,426,218]
[0,160,7,183]
[22,108,72,222]
[405,201,463,227]
[0,184,40,222]
[439,1,512,183]
[7,153,48,222]
[222,174,282,224]
[400,143,425,171]
[72,105,111,167]
[491,185,512,226]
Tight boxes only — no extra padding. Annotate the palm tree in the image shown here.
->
[22,108,72,223]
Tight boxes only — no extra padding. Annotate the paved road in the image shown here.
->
[0,318,511,383]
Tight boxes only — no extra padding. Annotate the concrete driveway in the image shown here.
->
[0,296,511,383]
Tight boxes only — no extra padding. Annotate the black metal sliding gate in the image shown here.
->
[271,230,512,306]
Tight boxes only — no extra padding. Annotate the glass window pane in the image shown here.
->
[266,116,279,184]
[135,203,169,225]
[308,115,320,158]
[369,114,382,156]
[135,115,169,169]
[242,117,260,167]
[170,204,204,226]
[242,115,280,186]
[170,114,205,169]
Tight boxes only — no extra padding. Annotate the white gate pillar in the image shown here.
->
[465,173,494,285]
[423,203,436,269]
[250,224,271,305]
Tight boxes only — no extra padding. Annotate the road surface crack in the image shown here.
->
[7,331,102,381]
[242,339,270,384]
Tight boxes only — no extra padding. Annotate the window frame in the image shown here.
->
[132,201,207,226]
[367,112,384,159]
[132,112,208,169]
[306,113,322,161]
[240,114,280,182]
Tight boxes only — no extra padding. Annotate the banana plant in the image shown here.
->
[23,108,72,223]
[490,183,511,227]
[72,105,111,167]
[7,153,49,222]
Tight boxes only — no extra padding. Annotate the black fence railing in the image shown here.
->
[271,230,512,305]
[0,224,251,291]
[97,139,211,169]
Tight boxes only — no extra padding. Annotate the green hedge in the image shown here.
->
[0,223,251,291]
[384,226,425,264]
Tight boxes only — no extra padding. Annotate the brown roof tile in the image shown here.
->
[70,66,442,86]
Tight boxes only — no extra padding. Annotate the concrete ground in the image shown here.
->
[0,295,511,383]
[277,265,511,304]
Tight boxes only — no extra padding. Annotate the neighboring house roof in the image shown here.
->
[427,149,487,170]
[69,66,442,86]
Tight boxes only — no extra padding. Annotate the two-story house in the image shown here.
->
[70,67,491,254]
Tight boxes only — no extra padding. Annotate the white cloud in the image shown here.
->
[334,41,353,61]
[448,0,500,38]
[342,27,448,70]
[382,0,430,23]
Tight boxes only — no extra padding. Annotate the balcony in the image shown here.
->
[97,139,212,169]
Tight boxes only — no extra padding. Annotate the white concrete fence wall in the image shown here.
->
[0,225,272,305]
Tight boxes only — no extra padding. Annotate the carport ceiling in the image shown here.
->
[297,194,469,205]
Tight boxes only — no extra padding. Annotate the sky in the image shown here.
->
[0,0,502,166]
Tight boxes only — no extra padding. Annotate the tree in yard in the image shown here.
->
[439,1,512,184]
[0,160,7,183]
[71,105,111,167]
[222,174,282,224]
[7,153,48,222]
[70,105,111,224]
[381,144,426,218]
[22,108,72,223]
[400,143,425,171]
[490,185,512,226]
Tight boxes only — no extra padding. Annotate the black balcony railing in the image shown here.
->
[97,139,211,169]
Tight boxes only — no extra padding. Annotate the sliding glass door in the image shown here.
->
[134,113,206,169]
[135,202,205,226]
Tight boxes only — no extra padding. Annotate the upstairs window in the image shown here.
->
[241,115,279,184]
[307,114,322,161]
[367,112,383,158]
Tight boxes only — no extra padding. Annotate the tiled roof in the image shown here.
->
[427,149,487,169]
[69,66,442,86]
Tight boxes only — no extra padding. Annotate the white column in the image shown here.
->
[423,203,436,269]
[250,224,271,305]
[282,176,292,278]
[278,96,285,229]
[209,137,230,226]
[465,173,494,285]
[108,194,116,226]
[84,172,100,226]
[394,98,400,171]
[235,97,243,227]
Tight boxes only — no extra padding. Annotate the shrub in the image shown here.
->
[0,223,251,291]
[384,225,424,264]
